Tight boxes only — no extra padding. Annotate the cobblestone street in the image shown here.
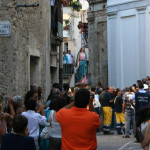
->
[97,130,142,150]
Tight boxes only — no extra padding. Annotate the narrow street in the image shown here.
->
[97,131,142,150]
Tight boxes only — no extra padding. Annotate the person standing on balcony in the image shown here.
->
[66,50,73,64]
[63,52,68,64]
[76,47,88,83]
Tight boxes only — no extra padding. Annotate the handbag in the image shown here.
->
[40,110,53,139]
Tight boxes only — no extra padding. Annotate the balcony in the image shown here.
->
[63,64,74,79]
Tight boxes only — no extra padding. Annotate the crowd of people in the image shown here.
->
[0,76,150,149]
[0,83,100,150]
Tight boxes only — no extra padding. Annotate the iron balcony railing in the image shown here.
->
[63,64,74,78]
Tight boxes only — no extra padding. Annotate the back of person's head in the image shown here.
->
[91,87,96,92]
[30,84,38,92]
[50,96,67,112]
[146,76,150,81]
[106,87,110,91]
[53,83,62,91]
[115,88,120,96]
[13,114,28,134]
[63,83,69,91]
[75,89,90,108]
[124,87,129,92]
[25,90,38,102]
[129,86,134,92]
[138,81,144,89]
[137,106,150,127]
[97,81,102,87]
[47,88,60,102]
[112,88,119,97]
[137,80,142,85]
[142,78,146,84]
[25,99,36,111]
[132,84,137,89]
[96,90,102,95]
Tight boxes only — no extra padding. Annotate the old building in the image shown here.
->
[107,0,150,89]
[50,0,64,89]
[63,1,89,86]
[0,0,64,100]
[87,0,108,87]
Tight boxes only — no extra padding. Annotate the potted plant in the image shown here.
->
[65,19,70,25]
[71,0,82,12]
[64,19,70,30]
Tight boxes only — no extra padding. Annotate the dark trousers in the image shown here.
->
[111,109,116,129]
[135,114,140,142]
[49,137,61,150]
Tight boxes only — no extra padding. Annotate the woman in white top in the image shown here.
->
[48,96,68,150]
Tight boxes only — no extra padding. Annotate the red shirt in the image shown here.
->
[56,107,100,150]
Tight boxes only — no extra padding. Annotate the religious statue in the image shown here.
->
[76,47,88,83]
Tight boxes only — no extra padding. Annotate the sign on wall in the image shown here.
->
[0,21,11,36]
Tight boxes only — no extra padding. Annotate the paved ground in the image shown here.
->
[97,130,142,150]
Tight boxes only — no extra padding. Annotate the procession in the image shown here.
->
[1,0,150,150]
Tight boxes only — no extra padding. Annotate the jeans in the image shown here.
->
[125,111,136,136]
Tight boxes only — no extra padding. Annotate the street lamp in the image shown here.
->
[80,0,89,10]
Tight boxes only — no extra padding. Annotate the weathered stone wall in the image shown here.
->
[87,0,108,87]
[0,0,51,101]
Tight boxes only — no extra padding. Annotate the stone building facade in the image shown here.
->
[87,0,108,87]
[0,0,53,101]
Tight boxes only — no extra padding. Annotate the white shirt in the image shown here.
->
[93,98,100,108]
[50,110,61,138]
[22,110,46,138]
[51,0,55,6]
[66,54,73,64]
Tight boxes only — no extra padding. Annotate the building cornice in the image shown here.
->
[136,6,146,11]
[88,0,107,5]
[87,17,95,24]
[87,9,106,19]
[107,0,149,14]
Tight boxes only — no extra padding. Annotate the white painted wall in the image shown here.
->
[107,0,150,89]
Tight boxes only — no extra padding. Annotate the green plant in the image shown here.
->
[65,19,70,25]
[71,0,82,12]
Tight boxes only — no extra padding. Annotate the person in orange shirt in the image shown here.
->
[54,88,100,150]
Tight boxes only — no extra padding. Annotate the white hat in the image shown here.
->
[143,84,148,90]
